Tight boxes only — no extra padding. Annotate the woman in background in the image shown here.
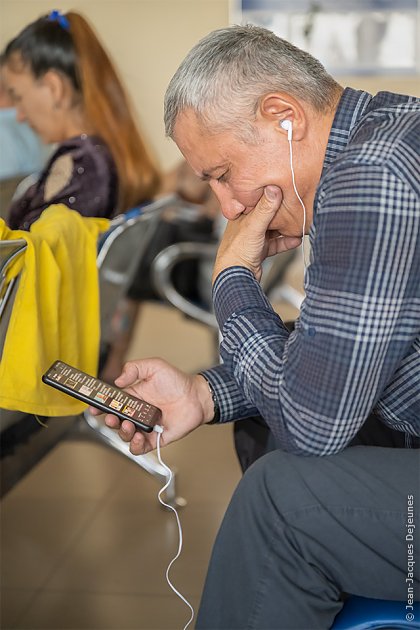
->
[1,10,160,229]
[0,73,50,183]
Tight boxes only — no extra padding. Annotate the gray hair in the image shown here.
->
[164,24,342,139]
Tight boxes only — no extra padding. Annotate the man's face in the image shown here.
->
[173,109,308,238]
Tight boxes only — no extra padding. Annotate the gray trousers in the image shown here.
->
[196,446,420,629]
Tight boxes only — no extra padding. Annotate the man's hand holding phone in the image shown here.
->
[89,358,215,455]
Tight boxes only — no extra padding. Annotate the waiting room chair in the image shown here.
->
[0,239,28,439]
[151,244,302,331]
[83,194,204,507]
[97,194,209,345]
[0,198,188,504]
[152,241,219,329]
[332,595,420,629]
[0,238,27,324]
[0,175,26,220]
[96,199,164,349]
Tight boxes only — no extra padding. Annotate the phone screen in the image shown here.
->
[42,360,160,432]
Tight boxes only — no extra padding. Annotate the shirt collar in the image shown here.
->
[323,87,372,168]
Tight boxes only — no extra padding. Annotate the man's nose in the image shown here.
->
[210,182,245,220]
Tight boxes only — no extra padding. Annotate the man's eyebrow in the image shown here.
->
[199,165,225,181]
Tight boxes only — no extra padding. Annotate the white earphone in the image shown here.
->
[279,119,307,268]
[280,119,293,141]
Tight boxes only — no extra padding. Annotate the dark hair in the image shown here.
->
[3,16,80,92]
[2,12,161,211]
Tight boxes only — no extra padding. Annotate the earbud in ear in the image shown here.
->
[280,119,293,141]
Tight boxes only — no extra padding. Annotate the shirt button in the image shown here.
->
[77,167,84,174]
[69,196,76,204]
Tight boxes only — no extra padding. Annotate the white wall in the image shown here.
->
[1,1,418,172]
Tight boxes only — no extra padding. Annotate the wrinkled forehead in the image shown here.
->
[173,108,234,173]
[173,108,209,145]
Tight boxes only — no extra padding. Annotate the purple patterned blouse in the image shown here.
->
[7,134,118,230]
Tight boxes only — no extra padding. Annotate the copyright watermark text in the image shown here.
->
[405,494,416,622]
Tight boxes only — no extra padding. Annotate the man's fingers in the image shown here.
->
[256,185,282,218]
[279,235,302,251]
[267,235,302,257]
[128,430,155,456]
[239,185,282,227]
[115,358,164,389]
[114,362,142,388]
[88,405,103,416]
[119,419,137,441]
[104,413,121,429]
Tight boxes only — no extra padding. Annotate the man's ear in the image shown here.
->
[258,93,306,141]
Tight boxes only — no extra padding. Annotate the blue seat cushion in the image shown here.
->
[332,596,420,630]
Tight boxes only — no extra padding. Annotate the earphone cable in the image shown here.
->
[288,136,307,268]
[155,430,195,630]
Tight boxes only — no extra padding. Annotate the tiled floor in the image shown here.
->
[0,258,303,630]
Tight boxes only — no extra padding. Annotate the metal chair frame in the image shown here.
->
[151,243,303,330]
[0,197,199,506]
[84,195,195,506]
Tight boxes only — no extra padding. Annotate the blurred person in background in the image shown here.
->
[1,9,219,384]
[0,9,222,384]
[0,73,50,183]
[0,9,160,230]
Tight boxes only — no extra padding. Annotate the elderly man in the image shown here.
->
[93,25,419,629]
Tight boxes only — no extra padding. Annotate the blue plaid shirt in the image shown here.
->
[202,87,420,455]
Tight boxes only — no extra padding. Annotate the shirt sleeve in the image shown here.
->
[201,361,260,422]
[209,162,419,455]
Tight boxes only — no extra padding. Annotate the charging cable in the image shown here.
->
[287,135,307,268]
[153,425,194,629]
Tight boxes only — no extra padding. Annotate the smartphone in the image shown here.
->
[42,360,161,433]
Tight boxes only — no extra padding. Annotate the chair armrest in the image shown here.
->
[151,241,219,329]
[0,239,27,320]
[0,239,27,286]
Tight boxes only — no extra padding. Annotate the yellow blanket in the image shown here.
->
[0,205,110,415]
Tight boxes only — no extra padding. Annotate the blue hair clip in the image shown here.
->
[47,9,70,31]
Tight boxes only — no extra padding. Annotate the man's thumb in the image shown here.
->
[263,185,282,211]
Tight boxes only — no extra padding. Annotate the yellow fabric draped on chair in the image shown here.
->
[0,204,110,415]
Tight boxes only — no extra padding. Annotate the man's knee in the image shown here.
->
[239,446,416,517]
[234,449,311,516]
